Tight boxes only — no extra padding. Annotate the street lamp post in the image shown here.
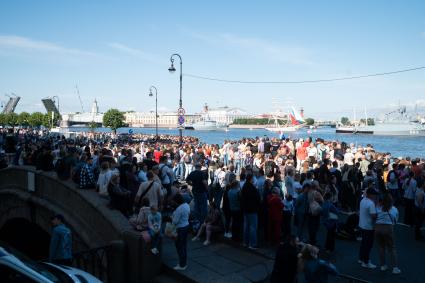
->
[168,53,183,145]
[149,86,158,140]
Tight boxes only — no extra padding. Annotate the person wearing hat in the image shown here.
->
[358,188,378,269]
[49,214,72,265]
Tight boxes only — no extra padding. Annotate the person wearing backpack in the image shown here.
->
[49,214,72,266]
[159,156,173,197]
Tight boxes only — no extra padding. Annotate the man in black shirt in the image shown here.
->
[186,163,208,224]
[270,235,299,283]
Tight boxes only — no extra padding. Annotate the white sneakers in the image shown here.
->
[192,236,199,242]
[203,240,211,246]
[392,267,401,274]
[173,265,187,271]
[378,264,401,274]
[150,248,159,255]
[224,232,232,238]
[361,262,376,269]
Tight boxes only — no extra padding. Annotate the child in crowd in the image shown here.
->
[148,205,162,255]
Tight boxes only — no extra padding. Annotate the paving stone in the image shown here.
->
[193,255,246,276]
[237,263,269,282]
[211,274,251,283]
[215,247,266,266]
[177,259,222,283]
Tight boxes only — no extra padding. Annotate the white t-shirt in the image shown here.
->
[359,197,376,230]
[376,206,398,225]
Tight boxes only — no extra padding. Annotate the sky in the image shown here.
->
[0,0,425,119]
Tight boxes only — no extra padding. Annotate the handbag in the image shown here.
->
[310,200,322,216]
[328,212,339,220]
[164,222,177,238]
[134,181,155,213]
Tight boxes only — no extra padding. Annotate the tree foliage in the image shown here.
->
[359,118,375,126]
[233,118,280,125]
[103,108,125,134]
[0,113,6,126]
[340,117,350,125]
[18,112,30,127]
[6,113,19,127]
[28,112,45,128]
[304,118,315,125]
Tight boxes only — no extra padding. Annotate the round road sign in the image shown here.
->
[177,108,185,116]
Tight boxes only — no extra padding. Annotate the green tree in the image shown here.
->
[340,117,350,126]
[367,118,375,125]
[0,113,6,127]
[6,113,19,128]
[28,112,45,128]
[305,118,315,125]
[18,112,30,127]
[103,108,125,134]
[88,121,97,133]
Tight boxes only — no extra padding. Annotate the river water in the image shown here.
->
[67,127,425,158]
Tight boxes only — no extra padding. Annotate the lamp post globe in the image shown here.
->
[149,86,158,140]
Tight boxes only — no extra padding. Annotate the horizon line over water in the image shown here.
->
[66,127,425,159]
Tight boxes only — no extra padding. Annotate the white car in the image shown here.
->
[0,246,102,283]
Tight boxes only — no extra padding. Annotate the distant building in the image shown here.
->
[125,112,200,128]
[61,99,103,127]
[199,104,252,124]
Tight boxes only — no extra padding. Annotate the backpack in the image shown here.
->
[387,170,398,184]
[159,164,170,184]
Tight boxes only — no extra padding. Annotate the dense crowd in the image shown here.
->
[1,127,425,282]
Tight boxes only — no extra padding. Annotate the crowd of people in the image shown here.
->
[1,127,425,282]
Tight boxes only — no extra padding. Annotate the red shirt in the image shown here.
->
[153,150,162,163]
[267,195,283,221]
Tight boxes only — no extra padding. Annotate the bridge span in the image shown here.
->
[0,166,160,283]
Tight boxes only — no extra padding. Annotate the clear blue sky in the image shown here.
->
[1,0,424,119]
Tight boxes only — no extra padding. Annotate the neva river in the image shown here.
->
[69,127,425,158]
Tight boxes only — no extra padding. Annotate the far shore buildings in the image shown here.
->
[125,104,252,128]
[60,100,252,128]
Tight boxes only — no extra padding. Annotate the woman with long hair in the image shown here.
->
[374,193,401,274]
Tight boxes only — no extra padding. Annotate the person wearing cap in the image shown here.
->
[358,188,378,269]
[49,214,72,265]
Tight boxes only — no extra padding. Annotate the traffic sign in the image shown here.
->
[177,108,185,116]
[178,115,185,125]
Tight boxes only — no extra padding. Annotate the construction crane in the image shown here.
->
[75,85,85,113]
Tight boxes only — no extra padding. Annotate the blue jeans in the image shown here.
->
[149,229,161,250]
[243,213,258,247]
[175,226,188,267]
[223,153,229,166]
[193,192,208,224]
